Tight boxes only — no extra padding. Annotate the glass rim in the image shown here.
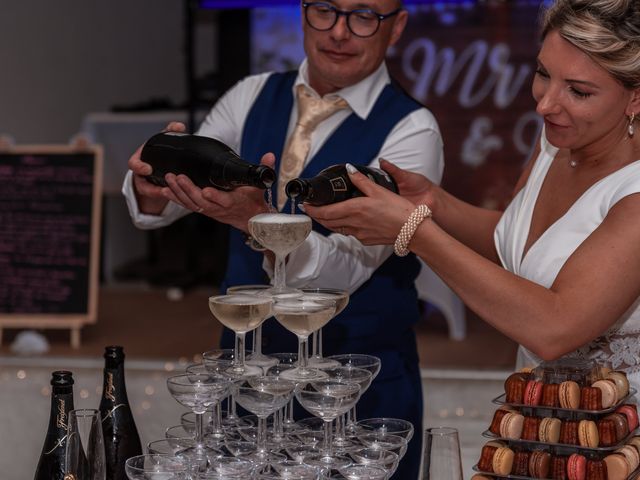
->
[209,293,274,304]
[68,408,100,418]
[424,426,459,436]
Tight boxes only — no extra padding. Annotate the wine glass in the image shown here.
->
[65,408,106,480]
[301,288,349,369]
[248,213,312,297]
[419,427,463,480]
[296,379,361,471]
[226,284,279,372]
[233,376,295,465]
[166,373,231,472]
[272,295,336,382]
[208,294,272,378]
[125,454,191,480]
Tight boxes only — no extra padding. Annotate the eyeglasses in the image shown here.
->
[302,2,402,38]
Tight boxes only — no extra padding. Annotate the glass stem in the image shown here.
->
[273,254,286,291]
[274,409,284,440]
[323,419,334,457]
[318,328,324,357]
[195,412,205,447]
[297,335,309,371]
[311,331,319,357]
[235,333,246,370]
[335,413,346,441]
[257,416,268,455]
[286,397,295,425]
[254,325,263,356]
[211,402,223,437]
[229,394,238,420]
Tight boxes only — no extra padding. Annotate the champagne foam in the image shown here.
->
[250,213,310,224]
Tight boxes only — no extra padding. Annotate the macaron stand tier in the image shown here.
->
[472,359,640,479]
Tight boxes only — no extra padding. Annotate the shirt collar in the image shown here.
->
[294,58,390,120]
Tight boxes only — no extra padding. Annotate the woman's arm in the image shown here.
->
[307,166,640,360]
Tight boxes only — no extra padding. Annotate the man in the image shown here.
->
[123,1,444,477]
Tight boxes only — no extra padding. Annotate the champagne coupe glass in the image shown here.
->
[320,366,372,450]
[349,447,399,477]
[226,284,279,372]
[337,464,389,480]
[233,376,295,465]
[125,454,191,480]
[269,352,299,430]
[296,379,361,471]
[65,408,106,480]
[355,418,414,444]
[248,213,312,297]
[301,287,349,369]
[166,373,231,472]
[186,363,226,445]
[419,427,463,480]
[202,348,249,429]
[327,354,381,429]
[208,293,273,378]
[273,295,336,382]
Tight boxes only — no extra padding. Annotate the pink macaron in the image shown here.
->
[567,453,587,480]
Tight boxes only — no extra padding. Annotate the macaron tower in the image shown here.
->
[473,359,639,479]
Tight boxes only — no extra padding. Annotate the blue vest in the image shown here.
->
[222,71,422,369]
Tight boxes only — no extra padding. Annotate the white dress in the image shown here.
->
[494,131,640,393]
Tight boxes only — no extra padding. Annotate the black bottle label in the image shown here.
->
[329,176,348,192]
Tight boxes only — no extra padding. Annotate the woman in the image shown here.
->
[306,0,640,390]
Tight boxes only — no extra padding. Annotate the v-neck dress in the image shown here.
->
[494,130,640,392]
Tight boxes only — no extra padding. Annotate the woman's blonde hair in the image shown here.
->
[541,0,640,89]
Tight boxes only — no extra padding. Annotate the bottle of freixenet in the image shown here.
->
[34,371,75,480]
[285,164,398,206]
[141,132,276,191]
[99,346,142,480]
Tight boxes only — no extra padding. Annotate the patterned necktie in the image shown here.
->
[277,84,348,211]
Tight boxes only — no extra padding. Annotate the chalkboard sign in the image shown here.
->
[0,144,103,348]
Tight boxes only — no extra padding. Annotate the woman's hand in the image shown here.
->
[379,159,438,209]
[304,164,420,245]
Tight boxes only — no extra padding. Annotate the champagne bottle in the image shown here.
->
[34,371,75,480]
[99,346,142,480]
[285,164,398,205]
[141,132,276,190]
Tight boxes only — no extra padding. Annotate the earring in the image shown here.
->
[630,112,636,138]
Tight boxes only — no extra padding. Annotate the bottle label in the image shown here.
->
[56,398,67,429]
[330,177,348,192]
[102,403,127,422]
[105,372,116,402]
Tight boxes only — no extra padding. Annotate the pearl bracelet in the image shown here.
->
[393,204,432,257]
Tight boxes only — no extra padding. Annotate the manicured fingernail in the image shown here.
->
[297,203,306,212]
[346,163,357,174]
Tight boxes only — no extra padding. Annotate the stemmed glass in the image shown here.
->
[201,348,251,430]
[321,366,372,450]
[327,354,381,429]
[296,379,361,471]
[248,213,312,297]
[273,295,336,382]
[186,363,226,445]
[125,454,191,480]
[302,288,349,369]
[65,408,106,480]
[208,293,273,378]
[226,284,279,372]
[233,375,295,465]
[166,373,231,472]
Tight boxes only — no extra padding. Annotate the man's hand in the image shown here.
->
[162,152,277,232]
[128,121,187,215]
